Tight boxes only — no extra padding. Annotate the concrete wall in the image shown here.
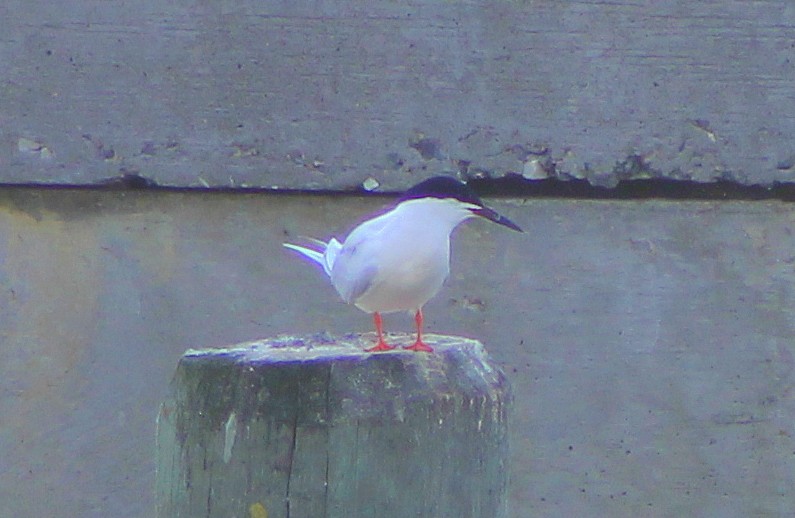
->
[4,1,795,189]
[1,189,794,516]
[4,1,795,516]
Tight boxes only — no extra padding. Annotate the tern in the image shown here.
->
[284,176,522,352]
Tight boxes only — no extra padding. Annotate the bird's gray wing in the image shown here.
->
[329,209,394,305]
[330,234,381,305]
[336,263,377,305]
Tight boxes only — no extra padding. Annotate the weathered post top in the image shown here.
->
[156,333,512,518]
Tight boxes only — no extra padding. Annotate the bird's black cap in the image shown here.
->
[398,176,483,205]
[398,176,523,232]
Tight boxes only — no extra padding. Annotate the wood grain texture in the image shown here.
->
[156,334,511,518]
[3,1,794,189]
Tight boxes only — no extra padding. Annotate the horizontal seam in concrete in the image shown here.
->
[1,176,795,202]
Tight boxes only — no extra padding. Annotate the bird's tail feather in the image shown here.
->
[284,237,341,277]
[304,237,328,249]
[324,238,342,276]
[284,242,325,267]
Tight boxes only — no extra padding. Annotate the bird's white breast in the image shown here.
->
[330,198,472,314]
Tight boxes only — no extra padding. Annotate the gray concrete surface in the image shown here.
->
[1,189,794,516]
[4,1,795,189]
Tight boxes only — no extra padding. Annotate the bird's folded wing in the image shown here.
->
[335,263,377,305]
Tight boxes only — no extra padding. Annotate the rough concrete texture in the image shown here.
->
[4,1,795,189]
[1,190,795,516]
[156,336,510,518]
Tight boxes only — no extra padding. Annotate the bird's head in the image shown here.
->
[398,176,523,232]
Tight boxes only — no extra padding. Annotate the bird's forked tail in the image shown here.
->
[283,237,342,277]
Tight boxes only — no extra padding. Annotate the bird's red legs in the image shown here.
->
[404,309,434,352]
[365,312,396,352]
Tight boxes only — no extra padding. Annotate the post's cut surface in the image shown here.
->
[156,333,511,518]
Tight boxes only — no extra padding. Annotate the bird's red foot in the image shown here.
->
[404,341,434,353]
[365,341,396,352]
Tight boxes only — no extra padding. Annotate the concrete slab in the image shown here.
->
[4,1,795,189]
[0,190,794,516]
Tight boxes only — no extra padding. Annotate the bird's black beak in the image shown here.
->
[473,206,523,232]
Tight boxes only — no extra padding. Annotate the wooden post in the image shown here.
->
[156,334,511,518]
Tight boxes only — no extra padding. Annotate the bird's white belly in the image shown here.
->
[353,252,448,314]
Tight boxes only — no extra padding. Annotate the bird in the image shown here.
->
[284,175,523,353]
